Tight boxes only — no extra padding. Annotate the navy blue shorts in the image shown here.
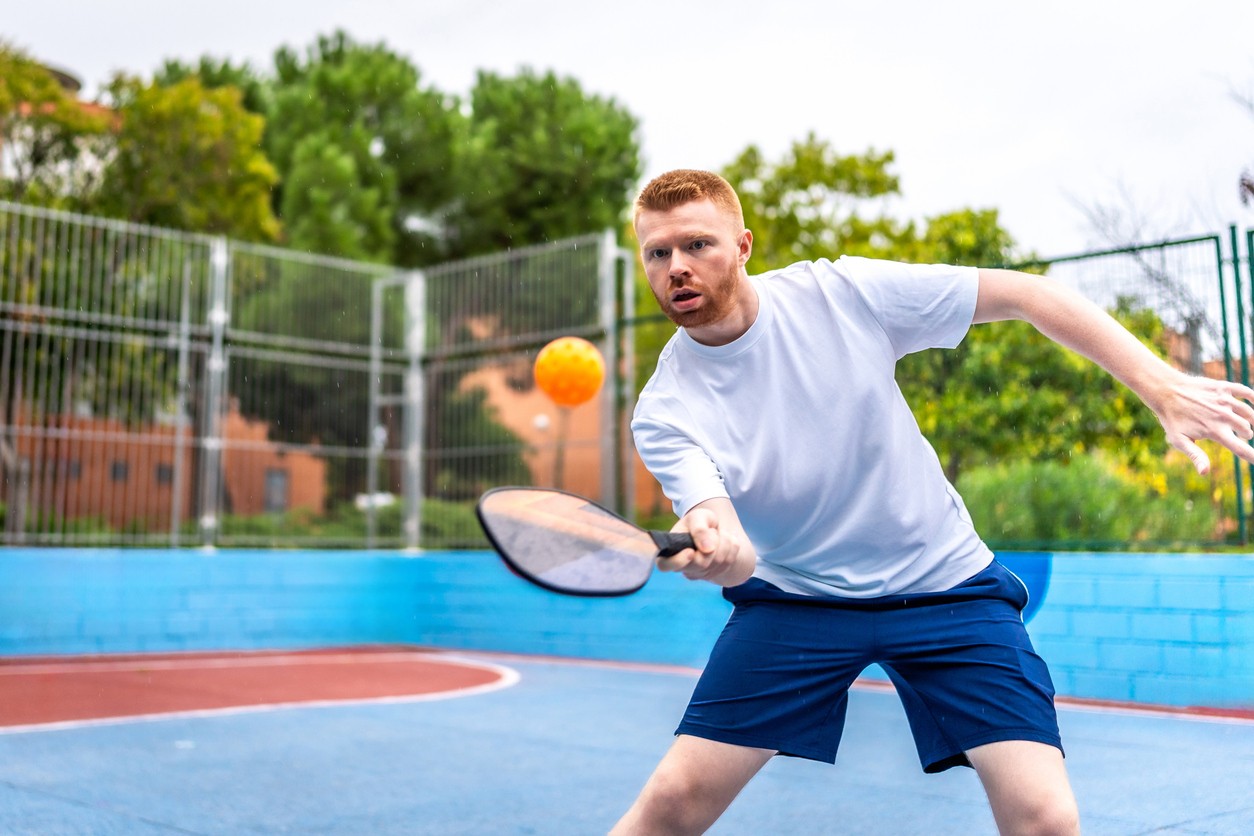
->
[677,560,1061,773]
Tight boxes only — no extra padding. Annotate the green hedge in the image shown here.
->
[957,454,1219,550]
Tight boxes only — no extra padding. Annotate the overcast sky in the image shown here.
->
[7,0,1254,257]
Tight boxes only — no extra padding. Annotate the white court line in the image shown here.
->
[1055,698,1254,726]
[448,650,1254,727]
[0,654,519,736]
[0,650,457,676]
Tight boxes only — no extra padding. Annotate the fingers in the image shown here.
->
[1161,376,1254,474]
[656,543,725,580]
[1170,433,1211,475]
[1226,381,1254,404]
[1219,382,1254,433]
[656,510,719,577]
[1227,394,1254,426]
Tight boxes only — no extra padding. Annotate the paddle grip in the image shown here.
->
[648,530,696,558]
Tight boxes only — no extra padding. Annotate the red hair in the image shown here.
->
[634,169,744,229]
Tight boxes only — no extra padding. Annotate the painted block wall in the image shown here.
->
[1,548,1251,708]
[0,549,422,655]
[0,548,730,667]
[1019,552,1254,708]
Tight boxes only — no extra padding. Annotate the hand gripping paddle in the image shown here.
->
[475,487,694,596]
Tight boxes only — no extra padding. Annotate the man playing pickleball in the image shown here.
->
[615,170,1254,835]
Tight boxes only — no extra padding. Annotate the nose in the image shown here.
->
[668,250,690,279]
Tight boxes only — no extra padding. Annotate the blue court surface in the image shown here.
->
[1,653,1252,835]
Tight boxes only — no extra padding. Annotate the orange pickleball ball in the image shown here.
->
[534,337,605,407]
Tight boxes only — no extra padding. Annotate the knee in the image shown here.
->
[620,769,724,836]
[637,772,715,833]
[1006,792,1080,836]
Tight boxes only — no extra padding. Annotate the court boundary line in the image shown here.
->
[0,650,478,676]
[0,652,520,736]
[442,649,1254,725]
[5,646,1251,732]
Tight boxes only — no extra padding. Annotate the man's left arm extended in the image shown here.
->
[974,268,1254,475]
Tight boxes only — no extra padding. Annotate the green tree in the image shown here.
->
[266,30,463,265]
[721,133,904,271]
[894,207,1164,485]
[0,43,111,208]
[153,56,272,117]
[895,207,1019,266]
[899,303,1168,485]
[449,68,642,257]
[281,132,395,262]
[96,76,279,241]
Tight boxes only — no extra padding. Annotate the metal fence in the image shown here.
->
[367,232,633,549]
[1001,232,1254,547]
[3,197,1253,550]
[0,201,633,548]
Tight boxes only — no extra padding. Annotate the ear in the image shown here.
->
[737,229,753,267]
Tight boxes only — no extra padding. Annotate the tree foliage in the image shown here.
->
[448,68,642,258]
[722,133,903,270]
[266,30,463,265]
[281,132,396,262]
[154,56,272,116]
[96,76,279,241]
[899,303,1169,485]
[0,43,111,208]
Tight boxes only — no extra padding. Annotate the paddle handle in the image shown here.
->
[647,530,696,558]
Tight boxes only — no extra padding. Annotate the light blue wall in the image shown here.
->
[1020,552,1254,708]
[2,548,1251,708]
[0,548,731,667]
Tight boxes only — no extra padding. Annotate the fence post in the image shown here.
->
[403,270,426,551]
[170,258,194,546]
[367,277,384,549]
[1244,226,1254,542]
[198,237,230,548]
[1217,234,1247,544]
[1231,226,1254,535]
[617,244,638,521]
[598,230,620,510]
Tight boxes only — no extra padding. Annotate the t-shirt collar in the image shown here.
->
[678,276,772,359]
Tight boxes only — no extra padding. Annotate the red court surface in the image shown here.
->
[0,647,514,730]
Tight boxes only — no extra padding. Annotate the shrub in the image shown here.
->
[957,453,1218,550]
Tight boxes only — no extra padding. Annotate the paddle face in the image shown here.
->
[475,487,662,596]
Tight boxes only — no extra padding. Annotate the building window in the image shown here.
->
[264,468,289,513]
[155,463,174,485]
[110,461,128,482]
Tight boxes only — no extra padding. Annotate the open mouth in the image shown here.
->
[671,289,701,310]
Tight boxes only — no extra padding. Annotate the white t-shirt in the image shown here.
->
[631,256,994,598]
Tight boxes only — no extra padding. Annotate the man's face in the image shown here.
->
[634,198,753,338]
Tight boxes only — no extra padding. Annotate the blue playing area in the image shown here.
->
[2,653,1252,834]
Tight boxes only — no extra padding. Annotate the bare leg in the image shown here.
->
[966,740,1080,836]
[610,735,776,836]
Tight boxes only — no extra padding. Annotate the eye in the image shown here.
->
[649,248,668,260]
[690,240,708,251]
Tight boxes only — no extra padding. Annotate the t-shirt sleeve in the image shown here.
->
[631,392,730,518]
[837,256,978,359]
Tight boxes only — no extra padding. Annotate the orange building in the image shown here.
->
[7,403,326,534]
